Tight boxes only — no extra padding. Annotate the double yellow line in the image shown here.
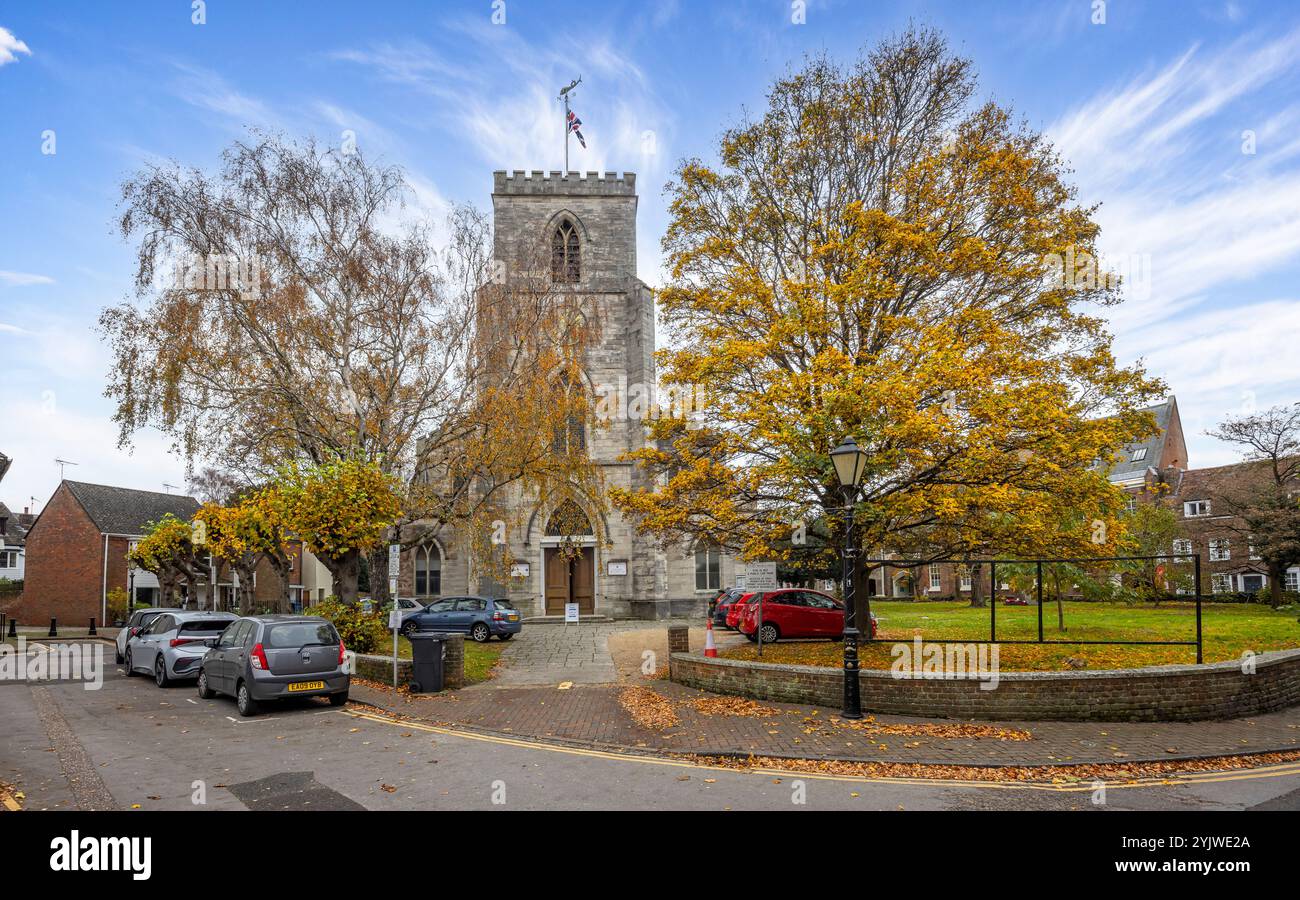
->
[342,708,1300,793]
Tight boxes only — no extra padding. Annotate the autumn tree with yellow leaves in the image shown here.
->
[268,456,403,604]
[198,490,296,613]
[126,514,209,608]
[612,28,1164,590]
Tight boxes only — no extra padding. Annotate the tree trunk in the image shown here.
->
[1268,561,1285,608]
[368,543,390,606]
[1053,569,1065,632]
[322,553,361,605]
[968,562,986,608]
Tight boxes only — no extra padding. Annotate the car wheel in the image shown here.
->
[115,649,124,664]
[154,656,170,688]
[759,623,780,644]
[497,633,513,641]
[124,649,137,676]
[197,668,215,699]
[328,691,349,707]
[470,623,491,643]
[401,621,419,637]
[235,681,259,717]
[744,632,757,643]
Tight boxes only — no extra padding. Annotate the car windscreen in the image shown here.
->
[492,599,516,610]
[179,619,235,634]
[264,622,340,648]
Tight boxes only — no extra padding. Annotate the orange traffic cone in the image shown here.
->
[704,617,718,658]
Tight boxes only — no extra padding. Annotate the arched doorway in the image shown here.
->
[542,500,595,615]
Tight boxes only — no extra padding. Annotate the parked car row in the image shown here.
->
[119,611,350,717]
[711,586,878,643]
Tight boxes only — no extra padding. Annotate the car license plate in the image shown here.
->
[287,681,325,692]
[508,614,519,621]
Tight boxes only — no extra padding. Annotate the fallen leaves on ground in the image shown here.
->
[688,696,781,718]
[812,715,1032,741]
[618,686,680,730]
[681,748,1300,784]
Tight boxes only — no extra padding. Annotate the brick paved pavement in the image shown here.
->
[351,676,1300,767]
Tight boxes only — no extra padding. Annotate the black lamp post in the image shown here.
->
[830,436,869,720]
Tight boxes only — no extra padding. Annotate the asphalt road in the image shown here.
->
[3,642,1300,812]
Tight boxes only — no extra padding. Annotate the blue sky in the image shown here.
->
[2,0,1300,512]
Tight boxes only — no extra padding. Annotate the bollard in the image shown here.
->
[6,617,16,638]
[48,617,58,638]
[88,617,97,636]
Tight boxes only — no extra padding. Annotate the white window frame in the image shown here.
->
[1286,569,1299,592]
[959,568,972,591]
[1131,447,1148,462]
[928,564,942,592]
[1211,573,1233,594]
[1171,538,1192,563]
[1184,499,1211,518]
[1124,495,1138,513]
[694,547,721,593]
[1209,539,1231,562]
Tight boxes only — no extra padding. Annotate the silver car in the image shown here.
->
[197,615,349,717]
[124,611,238,687]
[114,607,168,664]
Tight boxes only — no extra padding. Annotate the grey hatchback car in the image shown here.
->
[197,615,349,717]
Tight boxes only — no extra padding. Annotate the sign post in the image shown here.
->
[744,562,778,658]
[388,542,401,688]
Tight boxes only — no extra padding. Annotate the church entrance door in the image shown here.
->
[543,547,595,615]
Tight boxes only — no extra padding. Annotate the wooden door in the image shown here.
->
[544,548,569,615]
[571,550,595,614]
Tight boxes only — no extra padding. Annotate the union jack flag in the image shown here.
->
[567,109,587,149]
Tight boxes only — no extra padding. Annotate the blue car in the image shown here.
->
[400,595,522,642]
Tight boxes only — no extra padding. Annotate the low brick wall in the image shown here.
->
[669,649,1300,722]
[352,633,465,691]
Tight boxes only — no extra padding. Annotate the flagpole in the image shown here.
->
[558,76,581,176]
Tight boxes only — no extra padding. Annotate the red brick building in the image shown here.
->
[13,480,202,627]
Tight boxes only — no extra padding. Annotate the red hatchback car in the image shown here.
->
[725,591,757,630]
[738,589,878,643]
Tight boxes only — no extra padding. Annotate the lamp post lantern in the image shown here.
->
[830,436,869,719]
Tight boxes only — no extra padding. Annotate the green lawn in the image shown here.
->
[723,600,1300,671]
[383,635,508,685]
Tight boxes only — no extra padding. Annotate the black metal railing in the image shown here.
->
[859,554,1204,664]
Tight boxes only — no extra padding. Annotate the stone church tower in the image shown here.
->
[397,170,736,620]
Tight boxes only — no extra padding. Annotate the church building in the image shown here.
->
[393,170,737,619]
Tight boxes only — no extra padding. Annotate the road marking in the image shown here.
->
[340,708,1300,793]
[0,791,19,812]
[186,699,197,704]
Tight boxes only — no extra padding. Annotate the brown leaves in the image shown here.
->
[618,686,681,731]
[688,696,782,718]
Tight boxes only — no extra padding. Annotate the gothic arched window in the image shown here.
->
[551,219,580,283]
[413,544,442,598]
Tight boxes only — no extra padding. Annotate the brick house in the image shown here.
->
[1161,463,1299,597]
[13,480,203,627]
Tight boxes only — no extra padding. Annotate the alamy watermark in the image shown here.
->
[0,638,104,690]
[890,637,1000,691]
[593,377,708,428]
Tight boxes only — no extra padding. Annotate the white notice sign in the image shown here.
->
[745,562,778,591]
[564,602,580,623]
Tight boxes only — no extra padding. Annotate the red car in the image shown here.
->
[738,589,878,643]
[725,591,757,629]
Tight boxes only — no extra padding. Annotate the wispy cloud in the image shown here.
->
[1049,26,1300,460]
[0,26,30,66]
[0,269,55,286]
